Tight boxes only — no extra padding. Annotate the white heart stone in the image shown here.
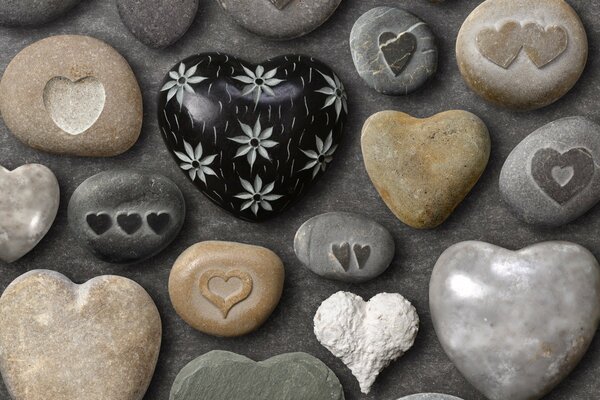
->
[43,76,106,135]
[430,241,600,400]
[0,164,59,263]
[314,291,419,394]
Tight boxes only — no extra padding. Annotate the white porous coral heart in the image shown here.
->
[314,291,419,394]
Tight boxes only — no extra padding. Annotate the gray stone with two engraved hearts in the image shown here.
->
[68,169,185,264]
[294,212,395,283]
[500,116,600,226]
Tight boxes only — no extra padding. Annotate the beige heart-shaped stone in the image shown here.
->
[361,110,490,229]
[0,270,162,400]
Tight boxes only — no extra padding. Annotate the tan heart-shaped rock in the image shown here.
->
[361,110,490,229]
[169,241,285,337]
[0,270,162,400]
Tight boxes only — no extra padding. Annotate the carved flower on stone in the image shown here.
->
[316,71,348,121]
[229,119,278,170]
[233,65,284,108]
[235,175,283,216]
[161,63,208,107]
[301,131,338,178]
[175,140,217,184]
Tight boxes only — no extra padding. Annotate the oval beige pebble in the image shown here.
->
[169,240,285,337]
[0,35,143,157]
[0,270,162,400]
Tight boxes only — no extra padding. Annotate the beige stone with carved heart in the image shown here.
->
[169,240,285,337]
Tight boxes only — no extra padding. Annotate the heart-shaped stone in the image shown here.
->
[378,31,417,76]
[430,241,600,400]
[476,21,524,69]
[146,212,171,234]
[522,23,568,68]
[198,269,253,318]
[158,53,347,222]
[170,350,344,399]
[361,110,490,229]
[314,291,419,394]
[0,270,162,400]
[0,164,59,263]
[86,212,112,235]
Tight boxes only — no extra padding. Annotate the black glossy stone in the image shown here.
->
[158,53,348,222]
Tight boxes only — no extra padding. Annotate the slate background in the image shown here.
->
[0,0,599,399]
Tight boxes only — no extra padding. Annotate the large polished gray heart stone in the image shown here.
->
[430,241,600,400]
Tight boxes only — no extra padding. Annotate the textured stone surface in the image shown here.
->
[0,0,82,26]
[430,241,600,400]
[68,169,185,264]
[350,7,437,95]
[0,270,162,400]
[294,212,394,282]
[500,116,600,226]
[215,0,342,40]
[456,0,587,110]
[169,241,284,337]
[117,0,199,48]
[0,164,59,263]
[398,395,463,400]
[0,35,142,157]
[170,350,344,400]
[314,291,419,394]
[361,110,490,229]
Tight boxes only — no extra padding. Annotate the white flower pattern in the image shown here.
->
[235,176,283,216]
[233,65,284,108]
[161,63,208,107]
[316,71,348,121]
[300,131,338,178]
[174,140,217,184]
[229,119,278,169]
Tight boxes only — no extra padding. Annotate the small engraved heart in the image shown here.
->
[43,76,106,135]
[86,213,112,235]
[522,23,568,68]
[116,213,142,235]
[147,212,170,235]
[199,269,253,318]
[269,0,293,9]
[476,21,523,69]
[331,242,351,271]
[551,166,574,187]
[379,31,417,76]
[353,244,371,269]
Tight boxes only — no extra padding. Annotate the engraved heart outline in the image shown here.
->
[331,242,371,271]
[116,212,143,235]
[378,31,417,76]
[86,213,112,235]
[199,269,253,318]
[146,212,170,235]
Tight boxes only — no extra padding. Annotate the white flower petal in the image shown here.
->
[194,142,203,159]
[253,119,262,137]
[301,160,318,171]
[262,85,275,97]
[254,175,263,191]
[161,80,177,91]
[318,70,336,88]
[201,154,217,165]
[255,65,264,78]
[247,148,257,167]
[235,193,254,200]
[251,202,259,216]
[183,141,195,159]
[240,178,255,193]
[185,64,198,77]
[259,127,273,140]
[316,87,335,95]
[301,149,319,159]
[197,170,207,184]
[183,84,195,94]
[169,71,180,80]
[176,88,184,106]
[166,87,178,103]
[315,136,324,153]
[335,100,342,120]
[322,95,336,109]
[257,146,270,161]
[180,163,193,170]
[262,194,283,201]
[260,140,278,148]
[242,65,256,79]
[178,63,186,76]
[187,76,207,84]
[233,75,255,84]
[263,68,278,79]
[202,166,217,176]
[188,168,197,181]
[174,151,193,163]
[235,145,252,158]
[261,201,273,211]
[240,200,254,211]
[264,78,283,86]
[229,136,252,144]
[241,84,256,96]
[262,181,275,194]
[239,121,254,138]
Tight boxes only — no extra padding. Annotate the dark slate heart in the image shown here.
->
[116,213,143,235]
[531,147,595,205]
[158,53,348,221]
[379,31,417,76]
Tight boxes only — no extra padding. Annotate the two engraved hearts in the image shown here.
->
[87,212,170,235]
[331,242,371,271]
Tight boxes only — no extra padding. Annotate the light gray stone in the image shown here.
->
[499,116,600,226]
[0,0,82,26]
[430,241,600,400]
[0,164,59,263]
[294,212,394,283]
[350,7,438,95]
[397,395,463,400]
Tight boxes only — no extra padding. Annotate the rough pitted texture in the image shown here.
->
[0,270,162,400]
[430,241,600,400]
[314,291,419,394]
[0,164,59,263]
[398,395,464,400]
[0,0,82,26]
[0,35,143,157]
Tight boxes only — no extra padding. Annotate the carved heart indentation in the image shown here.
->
[476,21,524,69]
[379,31,417,76]
[353,244,371,269]
[147,212,170,235]
[522,23,568,68]
[199,269,253,318]
[331,242,351,271]
[116,213,142,235]
[86,213,112,235]
[531,147,595,205]
[269,0,293,9]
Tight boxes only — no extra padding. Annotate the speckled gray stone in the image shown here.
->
[500,116,600,227]
[350,7,438,95]
[430,241,600,400]
[117,0,199,48]
[169,350,345,400]
[68,169,185,264]
[294,212,395,283]
[398,395,464,400]
[0,0,82,26]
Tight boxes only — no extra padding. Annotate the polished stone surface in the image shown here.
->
[500,117,600,226]
[0,0,82,26]
[158,53,347,222]
[430,241,600,400]
[350,7,437,95]
[170,350,344,400]
[294,212,395,282]
[68,169,185,264]
[0,270,162,400]
[0,164,59,263]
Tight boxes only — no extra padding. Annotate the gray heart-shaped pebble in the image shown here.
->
[430,241,600,400]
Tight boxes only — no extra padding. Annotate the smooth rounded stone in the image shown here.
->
[500,117,600,227]
[117,0,199,48]
[398,395,463,400]
[170,350,344,400]
[456,0,587,111]
[0,35,143,157]
[68,169,185,264]
[0,164,59,263]
[215,0,342,40]
[0,270,162,400]
[294,212,395,283]
[0,0,82,26]
[158,54,347,222]
[169,241,284,337]
[430,241,600,400]
[350,7,438,95]
[314,291,419,394]
[361,110,490,229]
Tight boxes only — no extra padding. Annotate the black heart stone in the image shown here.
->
[158,53,348,222]
[379,31,417,76]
